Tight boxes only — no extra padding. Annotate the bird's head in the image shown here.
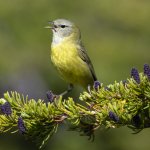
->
[45,19,81,44]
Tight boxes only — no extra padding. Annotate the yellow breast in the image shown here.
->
[51,39,93,88]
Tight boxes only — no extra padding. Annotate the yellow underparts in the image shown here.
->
[51,38,94,89]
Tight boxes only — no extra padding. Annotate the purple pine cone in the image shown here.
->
[0,102,12,115]
[93,81,101,91]
[46,91,55,103]
[144,64,150,80]
[18,117,26,134]
[131,68,140,84]
[109,111,119,122]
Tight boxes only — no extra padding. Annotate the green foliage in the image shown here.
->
[0,71,150,149]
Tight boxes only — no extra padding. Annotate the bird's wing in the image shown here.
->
[77,42,97,81]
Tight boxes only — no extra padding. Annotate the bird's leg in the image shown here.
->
[60,83,74,96]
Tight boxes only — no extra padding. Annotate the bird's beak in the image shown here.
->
[44,21,54,29]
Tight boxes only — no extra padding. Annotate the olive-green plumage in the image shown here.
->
[46,19,97,90]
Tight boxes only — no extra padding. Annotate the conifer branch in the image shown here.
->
[0,64,150,149]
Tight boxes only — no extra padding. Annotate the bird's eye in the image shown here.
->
[60,25,66,28]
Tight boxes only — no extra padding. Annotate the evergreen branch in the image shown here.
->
[0,64,150,149]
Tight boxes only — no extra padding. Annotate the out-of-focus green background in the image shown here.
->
[0,0,150,149]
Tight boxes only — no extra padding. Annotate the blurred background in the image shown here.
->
[0,0,150,149]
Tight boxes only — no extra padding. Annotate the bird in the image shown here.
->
[45,19,97,95]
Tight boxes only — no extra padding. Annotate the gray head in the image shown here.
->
[46,19,81,45]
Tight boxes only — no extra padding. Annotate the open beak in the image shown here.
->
[44,21,54,29]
